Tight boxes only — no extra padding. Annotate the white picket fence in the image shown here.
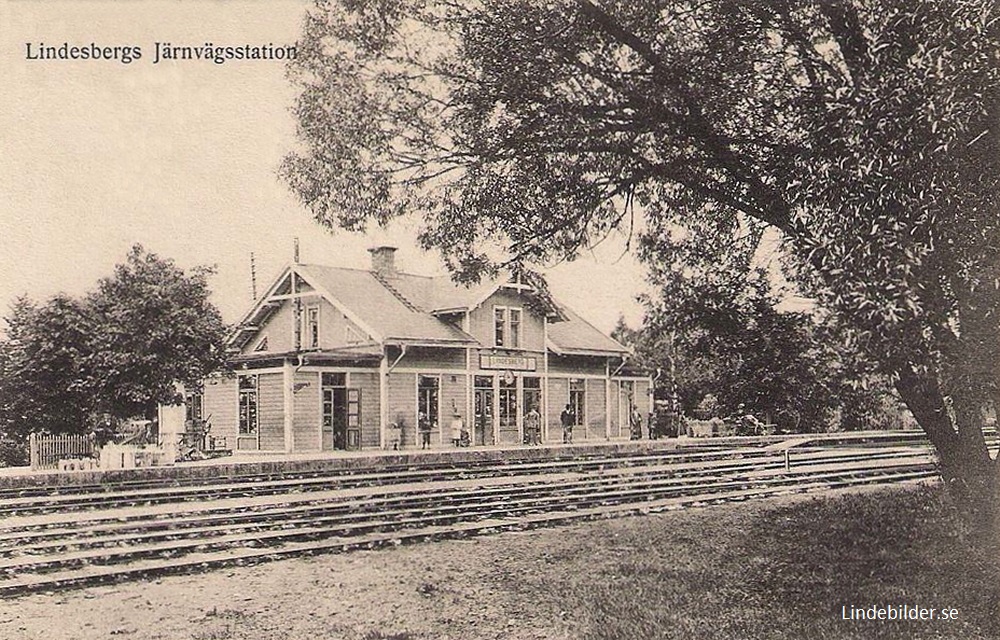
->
[29,432,97,470]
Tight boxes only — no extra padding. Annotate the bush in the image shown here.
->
[0,438,29,467]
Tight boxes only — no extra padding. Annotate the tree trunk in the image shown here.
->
[895,365,1000,541]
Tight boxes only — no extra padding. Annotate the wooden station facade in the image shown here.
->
[196,247,651,452]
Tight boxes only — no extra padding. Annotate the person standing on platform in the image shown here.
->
[450,411,464,447]
[418,411,432,450]
[630,406,643,440]
[561,404,574,444]
[525,407,541,445]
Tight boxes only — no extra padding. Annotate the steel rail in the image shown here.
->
[0,445,933,518]
[0,448,938,597]
[0,466,935,597]
[0,453,934,558]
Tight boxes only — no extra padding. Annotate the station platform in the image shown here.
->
[0,439,684,491]
[0,429,940,492]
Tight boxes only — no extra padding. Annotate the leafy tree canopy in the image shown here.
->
[614,265,901,433]
[85,245,229,419]
[283,0,1000,520]
[0,296,93,436]
[0,245,228,439]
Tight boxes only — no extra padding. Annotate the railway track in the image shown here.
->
[0,444,928,517]
[0,429,944,503]
[0,445,805,503]
[0,444,939,597]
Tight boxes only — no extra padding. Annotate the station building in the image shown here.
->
[197,247,651,452]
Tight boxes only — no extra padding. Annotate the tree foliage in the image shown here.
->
[283,0,1000,522]
[85,246,229,420]
[0,246,228,440]
[0,296,93,437]
[614,266,898,433]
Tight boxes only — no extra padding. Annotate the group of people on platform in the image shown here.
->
[411,404,648,450]
[556,404,645,443]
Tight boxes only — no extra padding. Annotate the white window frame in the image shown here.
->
[509,308,521,349]
[304,304,320,349]
[493,306,523,349]
[237,374,260,439]
[494,306,506,348]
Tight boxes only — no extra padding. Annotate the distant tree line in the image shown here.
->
[612,264,904,434]
[0,245,228,465]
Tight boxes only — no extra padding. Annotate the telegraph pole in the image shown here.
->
[250,252,258,302]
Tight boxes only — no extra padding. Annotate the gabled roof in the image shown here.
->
[426,277,498,313]
[229,261,628,356]
[423,269,564,319]
[547,305,629,356]
[296,264,476,345]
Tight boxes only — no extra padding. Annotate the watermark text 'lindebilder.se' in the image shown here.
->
[24,42,296,65]
[841,605,959,621]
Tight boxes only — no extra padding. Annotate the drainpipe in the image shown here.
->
[282,358,295,453]
[380,345,389,450]
[605,359,612,440]
[542,316,549,442]
[387,343,408,372]
[652,367,664,384]
[380,344,408,450]
[612,354,630,377]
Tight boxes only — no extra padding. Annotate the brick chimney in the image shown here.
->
[368,245,398,278]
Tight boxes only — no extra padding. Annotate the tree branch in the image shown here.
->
[575,0,807,240]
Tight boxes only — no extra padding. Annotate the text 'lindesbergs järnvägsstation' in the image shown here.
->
[24,42,296,65]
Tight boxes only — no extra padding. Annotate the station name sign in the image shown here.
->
[480,354,537,371]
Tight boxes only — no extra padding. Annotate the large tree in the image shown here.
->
[84,245,229,420]
[282,0,1000,525]
[0,295,94,438]
[614,259,898,433]
[625,273,841,432]
[0,245,228,440]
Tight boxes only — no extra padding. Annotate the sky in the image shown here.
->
[0,0,653,335]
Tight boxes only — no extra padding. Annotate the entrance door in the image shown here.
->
[569,378,586,439]
[498,377,518,445]
[322,372,356,451]
[322,387,348,450]
[474,375,494,446]
[619,381,635,438]
[522,377,541,444]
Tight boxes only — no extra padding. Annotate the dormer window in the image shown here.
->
[494,306,522,349]
[253,336,268,352]
[509,309,521,348]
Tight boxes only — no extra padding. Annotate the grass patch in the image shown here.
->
[487,486,999,640]
[9,483,994,640]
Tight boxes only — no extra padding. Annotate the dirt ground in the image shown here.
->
[1,526,592,640]
[2,484,990,640]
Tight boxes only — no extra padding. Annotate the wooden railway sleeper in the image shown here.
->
[0,461,937,577]
[0,453,935,558]
[0,469,937,598]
